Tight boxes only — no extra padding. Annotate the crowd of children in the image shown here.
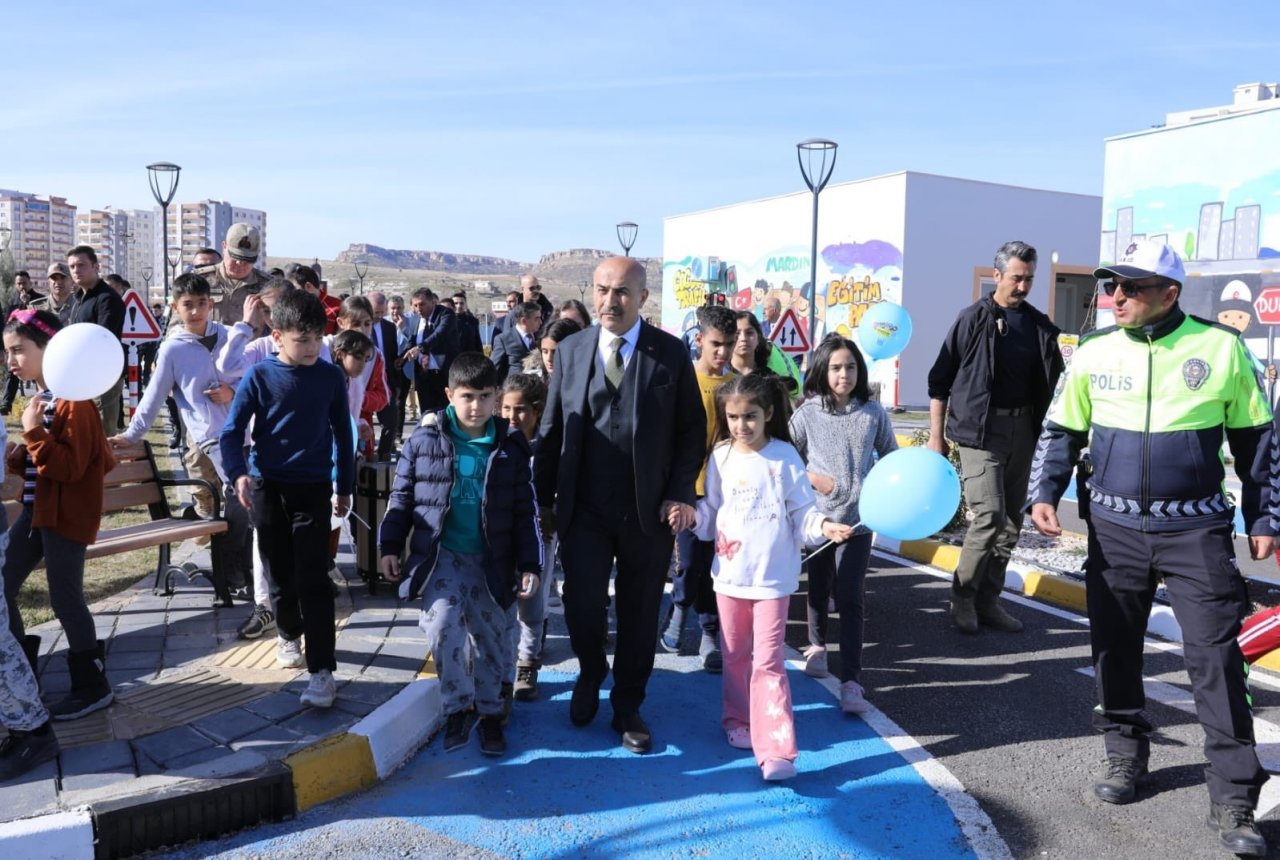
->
[0,271,896,786]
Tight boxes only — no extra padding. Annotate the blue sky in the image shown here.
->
[2,1,1276,262]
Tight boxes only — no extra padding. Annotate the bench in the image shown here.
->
[3,440,233,606]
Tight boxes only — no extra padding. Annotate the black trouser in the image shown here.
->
[806,531,874,683]
[672,527,718,634]
[0,371,20,409]
[250,478,335,673]
[1086,516,1266,807]
[376,372,401,460]
[560,505,673,716]
[416,367,448,413]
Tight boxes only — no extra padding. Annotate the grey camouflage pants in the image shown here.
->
[0,523,48,731]
[419,547,507,717]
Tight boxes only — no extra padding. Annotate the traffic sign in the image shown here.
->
[120,290,162,342]
[1255,288,1280,325]
[768,307,811,355]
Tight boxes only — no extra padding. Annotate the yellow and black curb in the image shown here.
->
[0,671,444,859]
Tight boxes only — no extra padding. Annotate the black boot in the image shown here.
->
[1207,802,1266,856]
[0,720,59,781]
[50,640,113,721]
[19,634,40,676]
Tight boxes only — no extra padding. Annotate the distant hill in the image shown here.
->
[332,245,662,295]
[335,244,527,275]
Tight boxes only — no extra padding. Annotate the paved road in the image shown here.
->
[160,552,1280,858]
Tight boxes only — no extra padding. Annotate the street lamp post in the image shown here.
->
[166,245,184,286]
[796,139,837,346]
[616,222,638,257]
[141,265,153,300]
[353,256,368,295]
[578,280,589,303]
[146,162,181,304]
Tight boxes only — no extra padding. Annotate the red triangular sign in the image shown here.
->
[768,307,811,354]
[120,290,163,342]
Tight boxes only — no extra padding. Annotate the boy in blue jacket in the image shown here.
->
[379,352,542,757]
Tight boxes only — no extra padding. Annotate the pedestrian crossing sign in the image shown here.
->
[768,307,811,355]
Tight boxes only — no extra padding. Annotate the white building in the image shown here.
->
[0,189,76,276]
[167,200,267,271]
[662,171,1101,407]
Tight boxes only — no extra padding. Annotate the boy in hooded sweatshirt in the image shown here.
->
[110,272,251,596]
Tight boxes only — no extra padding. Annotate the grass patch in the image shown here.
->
[5,394,187,630]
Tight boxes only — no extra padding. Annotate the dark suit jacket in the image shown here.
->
[535,321,706,536]
[457,313,483,354]
[491,325,534,380]
[411,305,460,371]
[371,317,400,393]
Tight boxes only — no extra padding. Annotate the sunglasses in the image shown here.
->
[1102,278,1168,298]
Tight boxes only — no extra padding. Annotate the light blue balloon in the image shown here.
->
[857,301,913,360]
[859,447,960,541]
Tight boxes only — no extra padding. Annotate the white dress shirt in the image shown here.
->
[595,317,642,374]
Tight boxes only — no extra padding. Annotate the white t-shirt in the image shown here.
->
[694,438,826,600]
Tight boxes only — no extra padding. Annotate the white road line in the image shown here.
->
[787,645,1013,860]
[1076,667,1280,815]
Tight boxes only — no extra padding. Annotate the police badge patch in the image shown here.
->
[1183,358,1210,390]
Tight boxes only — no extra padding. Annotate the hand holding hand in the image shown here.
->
[661,501,695,534]
[381,555,402,581]
[821,520,854,544]
[1030,503,1061,537]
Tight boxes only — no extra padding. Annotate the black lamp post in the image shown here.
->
[796,139,837,346]
[146,162,181,303]
[578,280,589,303]
[616,221,638,257]
[353,256,368,295]
[166,244,183,286]
[141,265,153,300]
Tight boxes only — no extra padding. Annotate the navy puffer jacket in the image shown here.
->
[378,410,543,608]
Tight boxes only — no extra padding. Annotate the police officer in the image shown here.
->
[1028,240,1275,857]
[200,223,269,328]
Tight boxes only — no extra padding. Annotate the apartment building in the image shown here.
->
[166,200,267,270]
[0,190,77,275]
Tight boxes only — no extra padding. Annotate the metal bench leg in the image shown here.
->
[207,533,233,608]
[154,543,182,597]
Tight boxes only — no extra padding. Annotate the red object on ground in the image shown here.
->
[1240,604,1280,663]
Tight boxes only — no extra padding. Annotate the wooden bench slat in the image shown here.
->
[86,519,228,559]
[103,460,155,488]
[103,483,165,513]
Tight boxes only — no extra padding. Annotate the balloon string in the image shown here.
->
[806,521,862,562]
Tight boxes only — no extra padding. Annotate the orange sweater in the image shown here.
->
[6,400,116,545]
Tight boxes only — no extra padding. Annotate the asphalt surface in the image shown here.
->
[154,551,1280,859]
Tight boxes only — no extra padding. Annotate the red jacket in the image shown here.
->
[7,399,116,545]
[321,292,342,335]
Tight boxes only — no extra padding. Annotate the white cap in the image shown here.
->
[1094,240,1186,286]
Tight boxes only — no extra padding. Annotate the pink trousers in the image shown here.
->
[716,593,797,764]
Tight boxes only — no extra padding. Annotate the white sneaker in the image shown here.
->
[300,669,336,708]
[840,680,869,715]
[803,646,829,678]
[276,635,305,669]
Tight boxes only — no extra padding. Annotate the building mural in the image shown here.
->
[662,237,904,396]
[1100,108,1280,376]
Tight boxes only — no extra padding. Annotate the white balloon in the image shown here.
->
[42,323,124,401]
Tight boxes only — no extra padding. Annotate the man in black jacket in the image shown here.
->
[450,292,484,354]
[67,245,126,432]
[405,288,459,412]
[926,241,1064,635]
[490,302,543,379]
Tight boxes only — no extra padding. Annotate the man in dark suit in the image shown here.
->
[450,292,485,354]
[368,291,402,460]
[535,256,705,755]
[490,301,544,379]
[490,291,521,345]
[404,288,459,413]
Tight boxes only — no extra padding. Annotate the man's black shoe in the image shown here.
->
[1092,756,1147,804]
[442,709,478,752]
[569,674,602,727]
[1207,802,1266,856]
[477,715,506,757]
[611,712,653,754]
[499,682,514,727]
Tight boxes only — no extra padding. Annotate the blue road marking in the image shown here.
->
[229,665,975,859]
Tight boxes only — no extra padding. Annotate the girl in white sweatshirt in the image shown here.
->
[694,373,852,781]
